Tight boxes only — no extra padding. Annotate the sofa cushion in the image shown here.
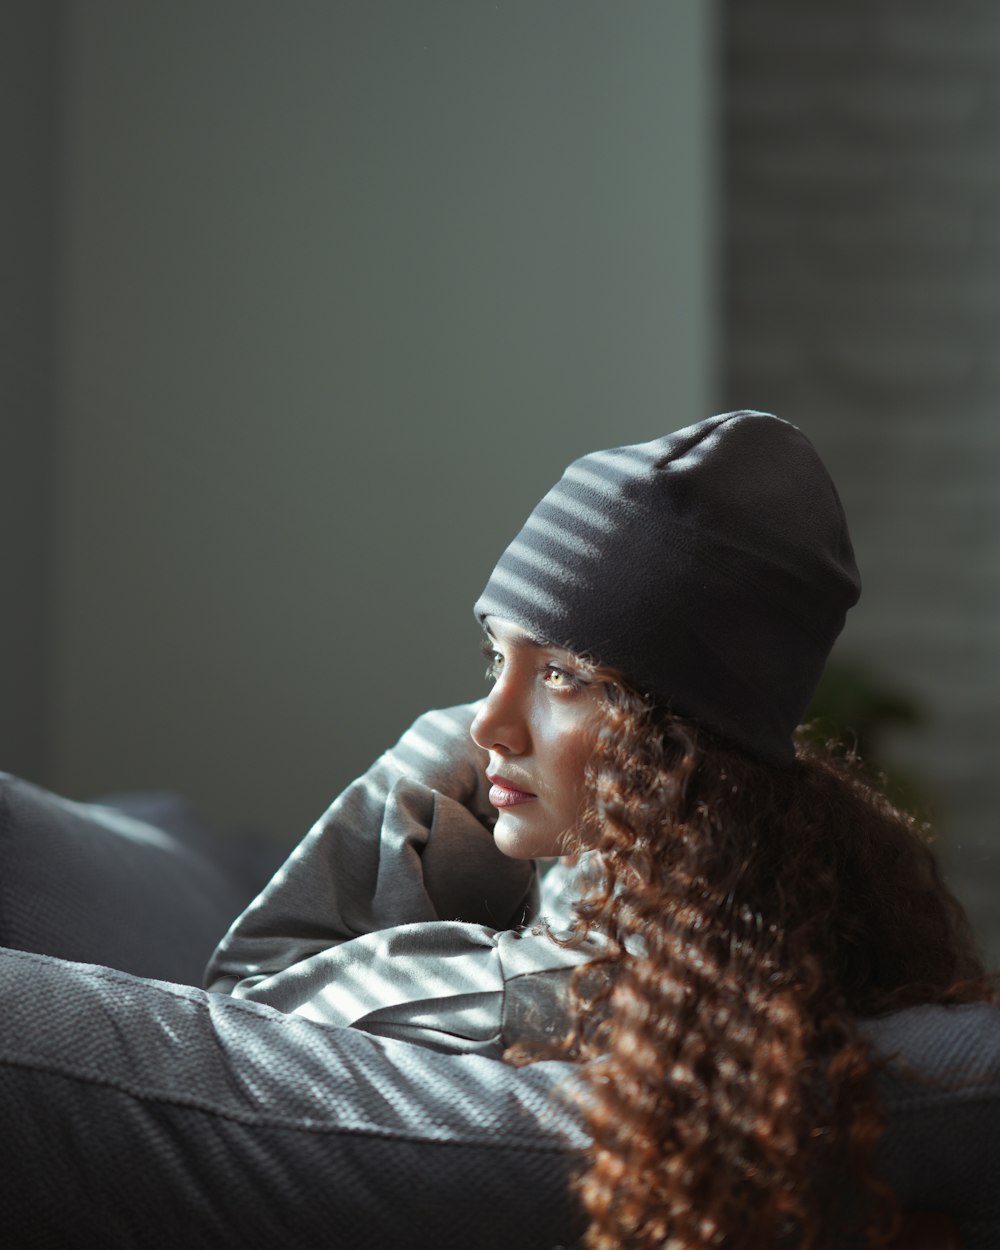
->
[0,948,997,1249]
[0,771,246,984]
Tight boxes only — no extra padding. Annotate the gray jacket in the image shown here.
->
[205,702,596,1056]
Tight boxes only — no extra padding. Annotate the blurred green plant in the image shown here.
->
[800,659,929,819]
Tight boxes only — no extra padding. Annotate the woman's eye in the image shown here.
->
[481,644,504,682]
[544,665,578,690]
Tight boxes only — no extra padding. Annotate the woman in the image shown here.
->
[208,412,994,1248]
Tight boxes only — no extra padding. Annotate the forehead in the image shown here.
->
[483,616,569,656]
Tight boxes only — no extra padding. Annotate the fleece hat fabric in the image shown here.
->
[474,411,861,766]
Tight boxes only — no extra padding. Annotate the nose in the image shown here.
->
[470,671,530,758]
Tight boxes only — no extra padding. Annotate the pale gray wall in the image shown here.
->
[41,1,716,838]
[1,2,61,781]
[723,1,1000,963]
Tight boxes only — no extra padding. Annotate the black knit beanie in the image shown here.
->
[474,411,861,766]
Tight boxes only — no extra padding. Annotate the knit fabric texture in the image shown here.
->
[0,772,244,984]
[475,411,861,764]
[1,946,998,1248]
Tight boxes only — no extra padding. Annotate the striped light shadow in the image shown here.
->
[503,538,579,583]
[301,965,396,1026]
[354,772,390,807]
[383,1039,589,1142]
[359,992,501,1042]
[280,956,319,983]
[212,984,589,1144]
[540,487,616,534]
[562,458,635,495]
[391,727,449,766]
[419,706,482,737]
[393,711,484,769]
[477,564,570,617]
[522,512,603,559]
[297,933,505,1026]
[604,444,659,472]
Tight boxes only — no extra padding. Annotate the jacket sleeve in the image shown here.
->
[213,919,600,1058]
[204,702,539,996]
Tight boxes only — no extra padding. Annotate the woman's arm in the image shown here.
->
[214,918,596,1057]
[204,703,538,995]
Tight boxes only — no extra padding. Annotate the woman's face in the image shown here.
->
[470,616,604,859]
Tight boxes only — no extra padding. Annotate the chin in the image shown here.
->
[492,810,562,860]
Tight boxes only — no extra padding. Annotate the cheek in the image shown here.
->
[545,726,595,813]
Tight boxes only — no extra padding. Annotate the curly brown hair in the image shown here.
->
[550,676,993,1250]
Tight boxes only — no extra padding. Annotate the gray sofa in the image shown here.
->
[0,771,997,1248]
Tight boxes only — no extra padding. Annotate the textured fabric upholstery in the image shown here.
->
[1,764,997,1247]
[0,947,585,1250]
[0,947,998,1248]
[0,772,245,984]
[864,1004,1000,1241]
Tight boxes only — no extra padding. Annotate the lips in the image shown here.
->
[487,773,537,809]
